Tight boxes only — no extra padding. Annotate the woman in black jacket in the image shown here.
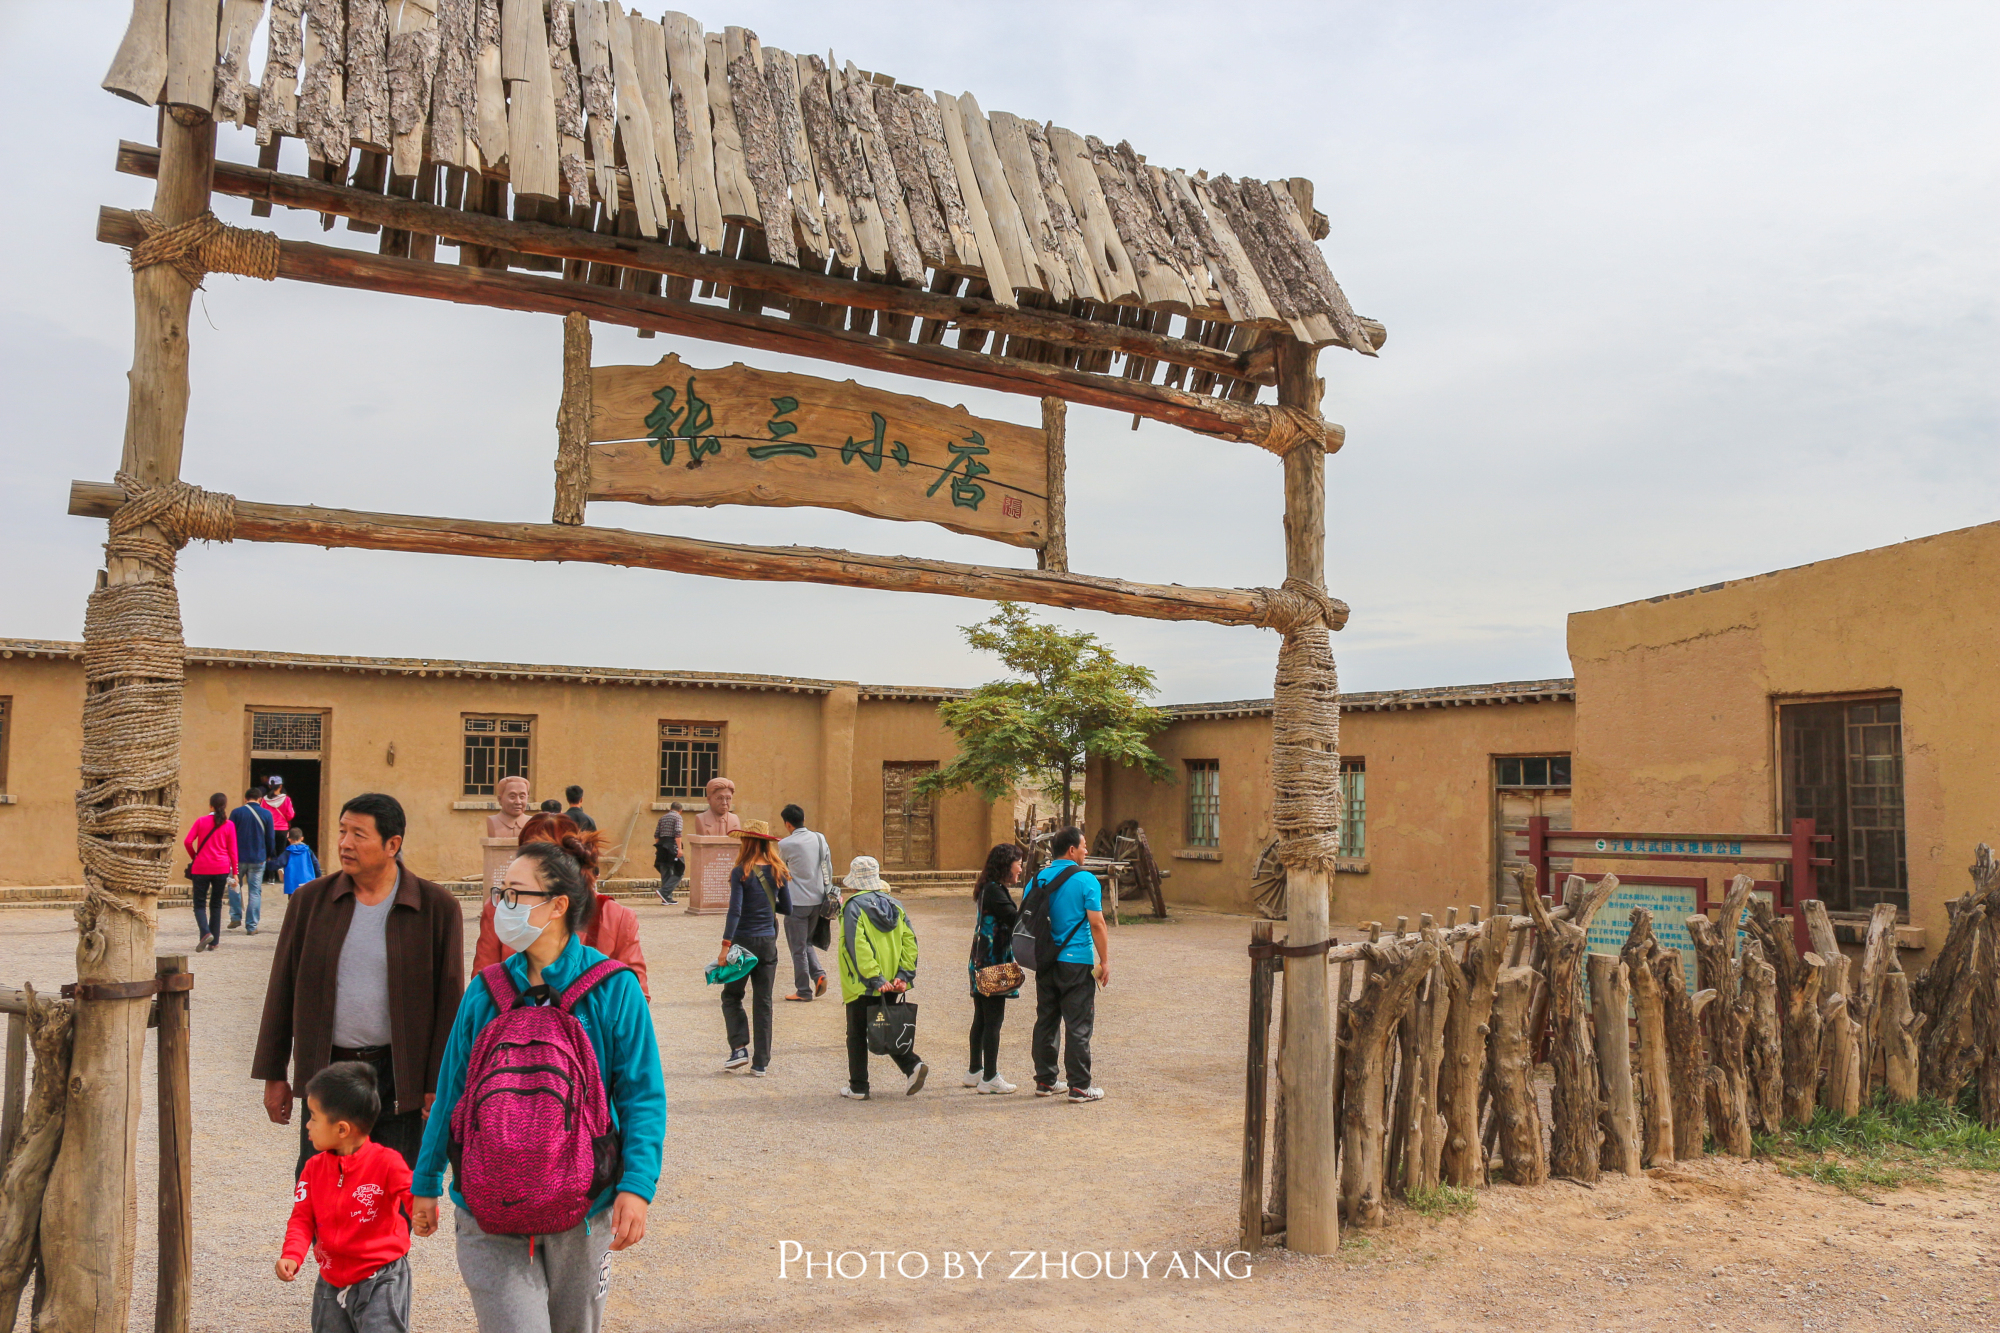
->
[964,843,1027,1094]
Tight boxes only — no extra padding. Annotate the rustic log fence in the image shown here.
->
[1240,844,2000,1249]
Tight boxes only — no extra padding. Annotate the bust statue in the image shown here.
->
[694,776,741,836]
[485,775,532,840]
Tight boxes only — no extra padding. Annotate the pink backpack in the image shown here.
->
[449,959,628,1235]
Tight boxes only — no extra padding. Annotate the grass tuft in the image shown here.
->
[1402,1183,1478,1218]
[1751,1093,2000,1201]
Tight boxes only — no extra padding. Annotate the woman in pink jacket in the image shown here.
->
[183,791,239,952]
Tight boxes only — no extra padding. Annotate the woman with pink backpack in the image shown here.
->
[410,832,665,1332]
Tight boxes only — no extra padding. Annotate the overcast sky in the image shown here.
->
[2,2,1994,703]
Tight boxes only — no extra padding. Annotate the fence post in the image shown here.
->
[155,956,192,1333]
[1,1007,25,1166]
[1240,921,1276,1251]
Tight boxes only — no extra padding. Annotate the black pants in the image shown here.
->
[189,875,229,940]
[1032,962,1096,1090]
[720,936,778,1069]
[655,850,683,897]
[297,1044,425,1178]
[968,992,1009,1080]
[845,995,921,1094]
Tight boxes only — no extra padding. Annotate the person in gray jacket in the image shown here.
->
[776,805,832,1000]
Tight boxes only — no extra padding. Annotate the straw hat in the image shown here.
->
[730,819,780,842]
[843,855,884,894]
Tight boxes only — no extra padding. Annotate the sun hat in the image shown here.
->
[843,855,884,895]
[730,819,780,842]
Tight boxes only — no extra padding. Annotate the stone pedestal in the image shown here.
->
[685,835,736,916]
[481,837,517,897]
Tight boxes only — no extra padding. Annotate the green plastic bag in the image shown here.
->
[705,943,757,986]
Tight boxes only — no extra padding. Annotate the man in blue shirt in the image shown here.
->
[227,787,276,934]
[1024,827,1109,1102]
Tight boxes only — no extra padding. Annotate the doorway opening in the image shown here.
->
[247,709,328,874]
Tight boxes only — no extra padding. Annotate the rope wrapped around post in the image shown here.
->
[128,209,280,289]
[1270,613,1344,874]
[75,475,238,926]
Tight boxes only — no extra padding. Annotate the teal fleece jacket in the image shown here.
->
[413,934,665,1214]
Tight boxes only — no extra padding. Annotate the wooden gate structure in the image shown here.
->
[40,3,1386,1322]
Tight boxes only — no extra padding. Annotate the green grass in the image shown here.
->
[1401,1183,1478,1218]
[1751,1094,2000,1201]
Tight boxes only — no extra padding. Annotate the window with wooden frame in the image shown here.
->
[1185,759,1221,848]
[658,722,725,799]
[0,696,11,794]
[1780,695,1906,913]
[1339,757,1366,859]
[463,715,533,796]
[1495,755,1572,789]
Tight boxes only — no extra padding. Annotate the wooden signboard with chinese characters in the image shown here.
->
[585,355,1050,548]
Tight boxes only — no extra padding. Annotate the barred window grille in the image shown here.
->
[1495,755,1571,789]
[1186,759,1220,848]
[0,696,10,793]
[658,722,724,798]
[1339,758,1366,860]
[251,711,322,753]
[464,716,532,796]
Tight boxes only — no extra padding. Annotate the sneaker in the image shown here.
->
[199,934,216,952]
[1068,1086,1106,1103]
[962,1069,983,1088]
[1034,1081,1068,1097]
[977,1075,1018,1095]
[722,1048,750,1070]
[905,1062,929,1096]
[840,1085,870,1100]
[654,887,673,905]
[814,975,828,997]
[245,928,259,936]
[748,1067,768,1078]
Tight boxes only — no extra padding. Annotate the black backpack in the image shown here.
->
[1009,864,1090,972]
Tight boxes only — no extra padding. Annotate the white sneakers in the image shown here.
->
[962,1068,983,1088]
[840,1085,870,1100]
[1067,1086,1106,1103]
[1034,1081,1068,1097]
[905,1062,929,1096]
[977,1075,1017,1095]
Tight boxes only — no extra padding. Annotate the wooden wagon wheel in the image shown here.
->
[1252,839,1287,919]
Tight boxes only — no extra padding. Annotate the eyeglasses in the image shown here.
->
[491,886,557,910]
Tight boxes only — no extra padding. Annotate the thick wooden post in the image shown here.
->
[552,311,592,524]
[42,105,213,1333]
[1270,335,1340,1253]
[154,956,191,1333]
[1240,921,1276,1252]
[1037,397,1067,573]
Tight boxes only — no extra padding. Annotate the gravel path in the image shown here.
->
[7,897,1995,1332]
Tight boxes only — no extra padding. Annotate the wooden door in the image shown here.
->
[1495,783,1572,908]
[881,762,938,870]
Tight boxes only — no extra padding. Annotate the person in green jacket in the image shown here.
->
[836,856,928,1100]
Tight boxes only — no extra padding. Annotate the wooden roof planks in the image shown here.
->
[704,30,757,223]
[723,29,796,265]
[759,47,828,265]
[605,1,669,236]
[661,11,723,249]
[628,13,685,227]
[953,93,1043,299]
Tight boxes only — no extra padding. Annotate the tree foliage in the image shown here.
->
[912,603,1171,827]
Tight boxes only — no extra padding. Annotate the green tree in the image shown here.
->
[913,603,1172,829]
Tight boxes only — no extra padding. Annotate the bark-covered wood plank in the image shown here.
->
[1188,173,1283,327]
[549,1,590,202]
[346,0,392,150]
[705,31,758,223]
[606,1,668,235]
[836,63,911,280]
[1142,162,1217,312]
[761,47,827,264]
[471,0,506,169]
[905,91,977,270]
[937,92,1015,304]
[1047,126,1137,304]
[216,0,267,129]
[661,11,722,249]
[989,111,1072,301]
[570,0,617,207]
[629,14,684,223]
[724,29,794,263]
[1088,136,1190,311]
[957,93,1044,296]
[1259,173,1378,355]
[298,0,349,165]
[258,0,307,144]
[386,0,439,178]
[877,87,950,269]
[814,59,888,275]
[1027,122,1101,301]
[796,54,862,268]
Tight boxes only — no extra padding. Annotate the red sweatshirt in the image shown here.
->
[282,1140,412,1288]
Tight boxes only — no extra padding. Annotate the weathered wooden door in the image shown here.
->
[881,762,938,870]
[1494,755,1572,907]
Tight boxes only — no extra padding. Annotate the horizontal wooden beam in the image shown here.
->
[67,480,1347,631]
[118,141,1387,375]
[97,205,1342,452]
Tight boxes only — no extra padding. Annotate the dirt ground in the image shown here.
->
[6,895,1997,1332]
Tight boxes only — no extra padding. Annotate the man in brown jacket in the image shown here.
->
[253,792,464,1174]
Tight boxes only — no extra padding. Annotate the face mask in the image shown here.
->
[493,899,550,952]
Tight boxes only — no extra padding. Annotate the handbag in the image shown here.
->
[974,962,1023,997]
[809,910,832,952]
[812,835,842,921]
[182,814,228,881]
[864,993,918,1056]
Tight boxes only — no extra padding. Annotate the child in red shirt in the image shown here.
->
[278,1061,414,1333]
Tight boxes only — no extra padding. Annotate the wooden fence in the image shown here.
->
[1242,845,2000,1249]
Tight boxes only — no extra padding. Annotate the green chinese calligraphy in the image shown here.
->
[644,377,721,465]
[839,412,911,472]
[925,432,991,510]
[748,395,817,460]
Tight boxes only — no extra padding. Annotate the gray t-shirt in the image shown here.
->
[332,894,394,1048]
[778,828,829,907]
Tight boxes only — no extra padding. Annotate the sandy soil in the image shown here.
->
[6,896,1996,1332]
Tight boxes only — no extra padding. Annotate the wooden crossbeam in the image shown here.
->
[116,140,1373,382]
[67,480,1348,630]
[97,204,1337,449]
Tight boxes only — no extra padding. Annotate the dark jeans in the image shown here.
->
[1032,962,1096,1090]
[969,992,1009,1080]
[655,850,683,898]
[845,995,921,1094]
[720,935,778,1069]
[297,1044,425,1178]
[190,875,229,940]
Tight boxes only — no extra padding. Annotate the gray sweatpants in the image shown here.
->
[311,1255,410,1333]
[783,905,826,997]
[454,1206,612,1333]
